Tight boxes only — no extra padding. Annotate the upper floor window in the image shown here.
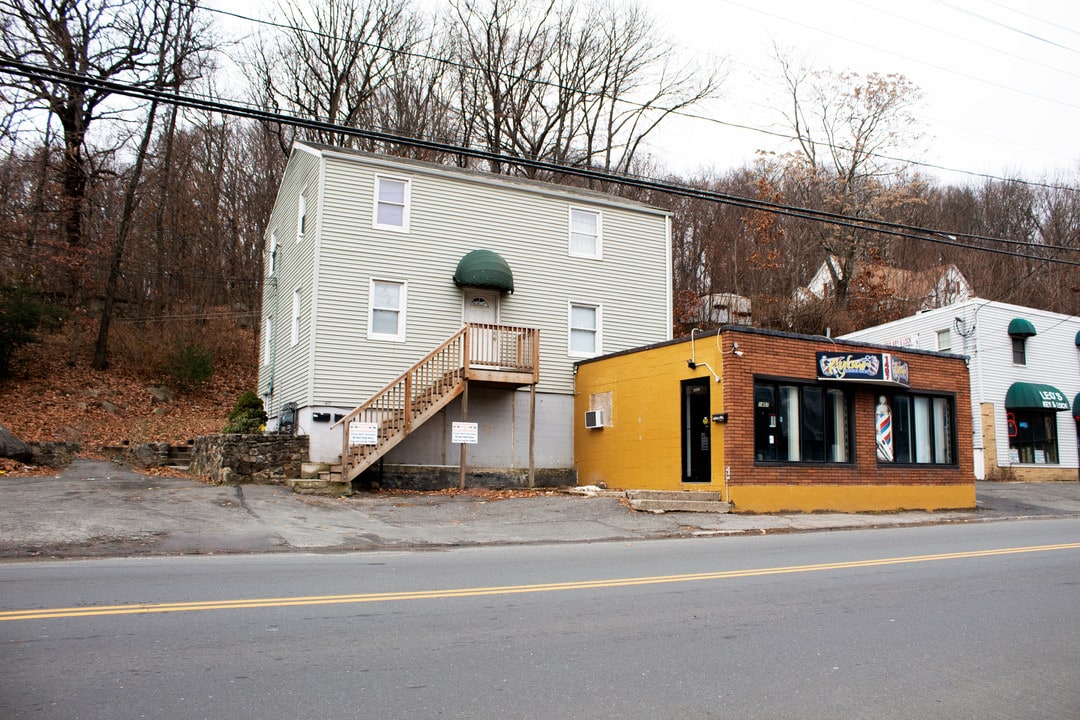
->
[876,393,955,465]
[569,208,601,258]
[568,302,600,357]
[1007,317,1035,365]
[297,193,307,241]
[754,381,852,464]
[369,279,406,341]
[936,329,951,351]
[1012,337,1027,365]
[374,176,410,231]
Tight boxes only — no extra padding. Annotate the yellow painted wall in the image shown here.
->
[729,484,976,514]
[574,338,725,491]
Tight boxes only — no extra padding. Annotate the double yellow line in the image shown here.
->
[3,542,1079,622]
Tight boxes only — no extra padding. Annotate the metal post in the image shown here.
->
[528,383,536,488]
[459,380,469,491]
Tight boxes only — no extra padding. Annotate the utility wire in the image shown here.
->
[2,57,1079,268]
[203,3,1080,195]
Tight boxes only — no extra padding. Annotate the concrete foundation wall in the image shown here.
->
[357,463,576,490]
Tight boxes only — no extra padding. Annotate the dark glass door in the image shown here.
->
[682,378,711,483]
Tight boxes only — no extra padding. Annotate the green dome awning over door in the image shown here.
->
[1074,392,1080,420]
[1007,317,1037,338]
[1005,382,1069,411]
[453,249,514,293]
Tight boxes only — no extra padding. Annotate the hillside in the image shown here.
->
[0,319,259,464]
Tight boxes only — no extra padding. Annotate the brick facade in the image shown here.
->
[720,327,973,491]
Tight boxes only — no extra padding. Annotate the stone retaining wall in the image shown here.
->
[190,434,308,485]
[27,441,81,467]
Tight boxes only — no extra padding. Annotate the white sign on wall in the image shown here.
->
[452,422,479,444]
[349,421,379,446]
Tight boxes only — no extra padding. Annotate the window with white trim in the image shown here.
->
[568,302,600,356]
[936,329,951,351]
[369,279,406,341]
[374,176,410,231]
[569,208,601,258]
[297,193,307,241]
[290,289,301,346]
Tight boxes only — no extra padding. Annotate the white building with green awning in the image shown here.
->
[842,299,1080,482]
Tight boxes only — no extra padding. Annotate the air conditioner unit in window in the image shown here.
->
[584,410,605,429]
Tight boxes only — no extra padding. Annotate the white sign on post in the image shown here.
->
[349,421,379,446]
[452,422,479,444]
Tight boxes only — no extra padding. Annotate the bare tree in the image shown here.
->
[249,0,421,153]
[91,0,214,369]
[775,54,924,310]
[451,0,720,177]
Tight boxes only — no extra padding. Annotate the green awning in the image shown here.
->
[1074,392,1080,420]
[1005,382,1069,411]
[453,249,514,293]
[1075,329,1080,347]
[1007,317,1037,338]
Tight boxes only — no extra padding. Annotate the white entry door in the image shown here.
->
[463,289,499,325]
[463,289,500,366]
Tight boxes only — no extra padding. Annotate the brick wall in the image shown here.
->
[720,328,973,489]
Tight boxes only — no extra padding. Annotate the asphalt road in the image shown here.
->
[2,518,1079,719]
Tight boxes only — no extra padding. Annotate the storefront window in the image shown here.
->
[1008,409,1059,464]
[754,381,851,463]
[876,393,955,465]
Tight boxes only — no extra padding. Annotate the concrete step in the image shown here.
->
[629,498,732,513]
[626,490,731,514]
[301,462,330,479]
[318,469,344,484]
[286,477,353,496]
[626,490,724,503]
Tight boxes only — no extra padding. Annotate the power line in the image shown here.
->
[202,3,1080,195]
[2,57,1078,269]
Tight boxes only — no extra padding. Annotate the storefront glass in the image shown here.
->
[754,380,851,463]
[1008,409,1059,464]
[876,393,955,465]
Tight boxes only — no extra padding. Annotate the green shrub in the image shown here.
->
[164,343,214,387]
[223,390,267,434]
[0,285,64,379]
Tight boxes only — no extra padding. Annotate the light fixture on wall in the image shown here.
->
[688,328,721,382]
[731,342,744,357]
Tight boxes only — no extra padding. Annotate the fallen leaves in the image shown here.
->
[0,326,257,451]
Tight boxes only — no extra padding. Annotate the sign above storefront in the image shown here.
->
[816,352,911,387]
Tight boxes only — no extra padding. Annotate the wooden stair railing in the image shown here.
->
[331,324,539,484]
[332,328,466,483]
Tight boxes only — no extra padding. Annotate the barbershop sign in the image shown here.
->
[816,351,910,387]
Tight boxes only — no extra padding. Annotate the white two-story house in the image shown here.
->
[259,142,672,487]
[842,299,1080,482]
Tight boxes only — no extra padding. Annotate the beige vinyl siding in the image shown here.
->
[259,148,321,416]
[308,149,670,406]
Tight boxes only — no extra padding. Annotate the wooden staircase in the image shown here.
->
[326,323,539,486]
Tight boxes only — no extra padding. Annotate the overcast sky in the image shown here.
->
[639,0,1080,184]
[215,0,1079,185]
